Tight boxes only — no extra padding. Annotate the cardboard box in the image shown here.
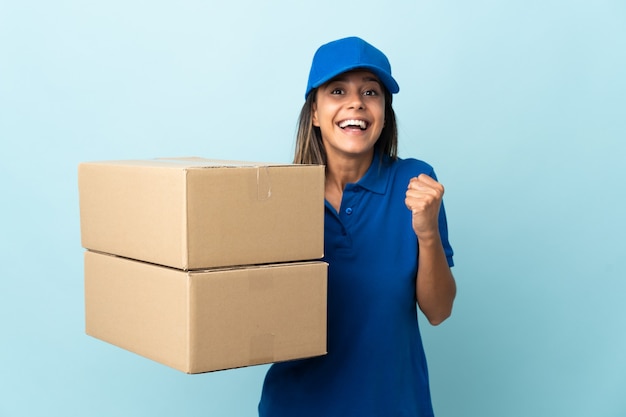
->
[78,158,325,270]
[84,250,328,374]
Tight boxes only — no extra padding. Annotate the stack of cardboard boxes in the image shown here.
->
[78,157,327,374]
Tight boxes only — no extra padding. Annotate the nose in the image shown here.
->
[347,91,365,109]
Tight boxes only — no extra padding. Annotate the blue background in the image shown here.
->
[1,1,625,416]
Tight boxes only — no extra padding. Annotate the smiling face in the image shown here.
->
[312,70,386,162]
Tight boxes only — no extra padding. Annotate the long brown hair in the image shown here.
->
[293,88,398,165]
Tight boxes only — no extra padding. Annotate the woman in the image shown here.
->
[259,36,456,417]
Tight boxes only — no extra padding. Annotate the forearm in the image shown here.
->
[415,233,456,326]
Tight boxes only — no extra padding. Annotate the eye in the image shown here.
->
[363,89,379,96]
[330,88,344,95]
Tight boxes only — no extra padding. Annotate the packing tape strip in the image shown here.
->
[256,166,272,200]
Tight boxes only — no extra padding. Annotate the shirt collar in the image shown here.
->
[352,152,390,195]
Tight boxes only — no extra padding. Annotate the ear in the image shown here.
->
[312,102,320,127]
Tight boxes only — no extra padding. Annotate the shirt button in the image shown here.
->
[345,207,353,215]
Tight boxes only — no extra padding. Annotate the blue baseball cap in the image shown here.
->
[305,36,400,99]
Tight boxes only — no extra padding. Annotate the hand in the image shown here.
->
[405,174,444,239]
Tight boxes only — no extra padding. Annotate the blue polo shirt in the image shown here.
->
[259,154,454,417]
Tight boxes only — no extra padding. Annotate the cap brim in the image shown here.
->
[308,64,399,97]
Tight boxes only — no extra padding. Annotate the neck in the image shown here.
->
[324,150,374,211]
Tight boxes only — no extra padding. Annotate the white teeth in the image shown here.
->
[339,119,367,129]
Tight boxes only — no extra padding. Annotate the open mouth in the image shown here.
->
[338,119,368,130]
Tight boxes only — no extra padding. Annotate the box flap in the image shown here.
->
[80,157,312,170]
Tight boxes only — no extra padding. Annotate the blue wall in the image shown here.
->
[1,1,624,416]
